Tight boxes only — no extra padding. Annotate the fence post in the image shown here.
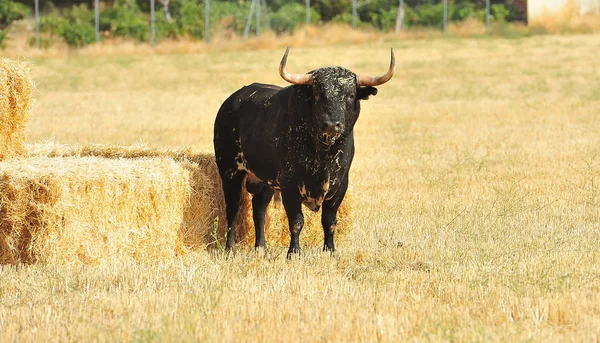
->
[352,0,357,30]
[395,0,404,32]
[95,0,100,43]
[205,0,210,43]
[486,0,490,28]
[306,0,310,25]
[34,0,39,49]
[244,0,256,39]
[443,0,448,32]
[256,0,260,35]
[150,0,156,46]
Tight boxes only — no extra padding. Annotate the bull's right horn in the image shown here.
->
[279,47,314,85]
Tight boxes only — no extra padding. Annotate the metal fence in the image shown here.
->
[31,0,494,49]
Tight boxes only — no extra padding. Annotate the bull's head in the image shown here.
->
[279,47,395,146]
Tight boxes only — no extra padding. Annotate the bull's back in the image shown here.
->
[214,83,285,179]
[214,83,282,132]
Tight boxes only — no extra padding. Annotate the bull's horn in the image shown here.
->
[279,47,314,85]
[356,48,396,87]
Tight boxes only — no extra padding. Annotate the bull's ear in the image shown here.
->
[357,86,378,100]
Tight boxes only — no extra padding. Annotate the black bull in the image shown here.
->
[213,48,395,257]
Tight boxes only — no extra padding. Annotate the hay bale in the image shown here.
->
[25,142,353,252]
[0,157,189,264]
[0,59,33,159]
[26,142,252,252]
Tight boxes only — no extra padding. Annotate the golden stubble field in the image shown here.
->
[1,34,600,341]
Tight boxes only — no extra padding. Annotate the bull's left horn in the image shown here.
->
[356,48,396,87]
[279,47,314,85]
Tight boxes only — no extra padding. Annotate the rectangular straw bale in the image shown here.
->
[0,59,33,159]
[0,156,189,264]
[26,142,252,251]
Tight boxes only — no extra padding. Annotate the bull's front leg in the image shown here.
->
[321,174,349,253]
[321,205,337,253]
[281,189,304,258]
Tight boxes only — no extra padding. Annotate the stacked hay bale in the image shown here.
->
[0,58,353,264]
[0,58,33,159]
[26,142,252,254]
[0,157,190,264]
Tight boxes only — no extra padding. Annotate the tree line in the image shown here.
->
[1,0,527,48]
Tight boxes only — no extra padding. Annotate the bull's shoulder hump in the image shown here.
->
[247,83,283,91]
[236,83,284,104]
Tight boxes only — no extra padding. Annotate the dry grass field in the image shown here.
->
[1,34,600,341]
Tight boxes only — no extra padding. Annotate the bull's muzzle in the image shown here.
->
[319,121,343,146]
[322,121,344,135]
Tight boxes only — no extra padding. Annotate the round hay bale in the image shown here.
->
[0,58,33,159]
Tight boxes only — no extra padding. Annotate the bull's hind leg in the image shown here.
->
[247,181,274,249]
[221,172,246,250]
[321,174,349,253]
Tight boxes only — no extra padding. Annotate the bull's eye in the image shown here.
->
[346,94,355,107]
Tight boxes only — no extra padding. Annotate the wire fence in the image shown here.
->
[30,0,495,49]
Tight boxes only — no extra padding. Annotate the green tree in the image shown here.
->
[101,0,149,41]
[270,2,320,33]
[39,4,95,47]
[0,0,30,48]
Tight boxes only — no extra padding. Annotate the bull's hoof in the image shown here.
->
[323,244,335,253]
[254,240,266,249]
[286,246,301,259]
[224,244,236,259]
[254,245,271,259]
